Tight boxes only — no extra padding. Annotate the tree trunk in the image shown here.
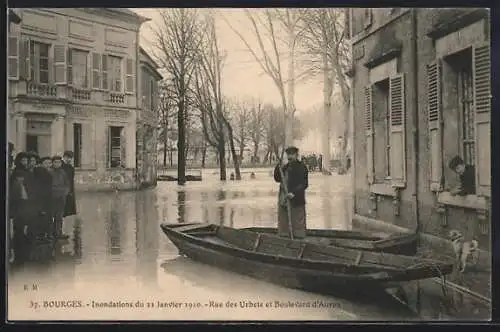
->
[322,50,333,175]
[177,99,186,185]
[228,127,241,180]
[218,139,227,181]
[163,138,168,166]
[252,144,259,164]
[285,27,296,147]
[201,144,207,168]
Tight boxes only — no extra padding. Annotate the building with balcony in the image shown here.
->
[347,9,490,250]
[7,8,162,190]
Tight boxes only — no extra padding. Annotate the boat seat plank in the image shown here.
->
[256,234,302,258]
[217,226,259,251]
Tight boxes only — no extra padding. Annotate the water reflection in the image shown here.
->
[107,199,122,256]
[177,190,187,223]
[7,171,489,320]
[135,190,159,287]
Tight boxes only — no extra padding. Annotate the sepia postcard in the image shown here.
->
[6,7,491,321]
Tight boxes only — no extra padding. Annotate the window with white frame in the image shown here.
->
[30,41,50,84]
[108,55,122,92]
[68,49,89,88]
[372,79,391,181]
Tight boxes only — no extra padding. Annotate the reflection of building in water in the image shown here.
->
[135,190,159,287]
[107,196,122,256]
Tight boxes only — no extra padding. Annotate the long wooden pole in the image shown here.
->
[276,118,294,240]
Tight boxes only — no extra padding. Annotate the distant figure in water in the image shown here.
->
[250,172,256,180]
[274,146,309,239]
[230,172,235,180]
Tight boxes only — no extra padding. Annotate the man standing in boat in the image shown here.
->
[274,146,309,239]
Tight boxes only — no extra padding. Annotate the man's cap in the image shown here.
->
[448,155,464,170]
[63,150,74,158]
[52,155,63,161]
[285,146,299,154]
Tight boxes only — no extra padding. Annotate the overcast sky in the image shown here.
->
[132,8,324,113]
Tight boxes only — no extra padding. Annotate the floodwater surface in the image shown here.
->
[7,169,484,321]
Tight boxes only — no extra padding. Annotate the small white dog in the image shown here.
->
[449,230,479,272]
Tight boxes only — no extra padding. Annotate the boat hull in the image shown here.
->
[165,229,391,294]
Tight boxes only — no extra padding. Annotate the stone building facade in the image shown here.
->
[347,9,491,249]
[7,8,162,190]
[137,47,161,188]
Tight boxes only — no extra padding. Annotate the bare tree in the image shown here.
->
[299,9,351,172]
[223,9,303,149]
[157,80,177,166]
[230,99,252,163]
[193,13,242,180]
[152,8,205,185]
[248,98,266,163]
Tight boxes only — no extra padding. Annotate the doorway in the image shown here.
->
[26,135,38,155]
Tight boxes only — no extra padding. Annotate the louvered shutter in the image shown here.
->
[364,85,374,184]
[473,44,491,197]
[427,61,443,192]
[125,58,135,93]
[19,37,31,80]
[80,122,93,169]
[389,74,406,187]
[120,127,127,168]
[8,35,19,80]
[101,54,108,90]
[105,126,110,168]
[92,52,100,89]
[67,49,73,86]
[54,44,67,84]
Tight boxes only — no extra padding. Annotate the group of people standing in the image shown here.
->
[8,149,77,265]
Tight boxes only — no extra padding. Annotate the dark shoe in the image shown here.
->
[57,234,70,240]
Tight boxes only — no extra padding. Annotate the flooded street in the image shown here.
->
[6,169,453,320]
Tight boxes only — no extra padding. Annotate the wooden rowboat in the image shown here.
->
[241,226,418,255]
[160,223,453,294]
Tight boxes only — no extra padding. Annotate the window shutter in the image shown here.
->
[427,61,443,192]
[125,58,135,93]
[67,49,73,86]
[473,44,491,197]
[364,85,374,184]
[8,35,19,80]
[80,122,93,169]
[101,54,108,90]
[105,126,110,168]
[120,127,127,168]
[92,52,100,89]
[19,37,31,80]
[53,44,67,84]
[389,74,406,188]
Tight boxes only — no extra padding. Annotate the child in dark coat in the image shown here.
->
[34,157,54,241]
[10,152,39,264]
[51,156,70,239]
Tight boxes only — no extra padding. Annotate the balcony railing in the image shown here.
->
[26,82,58,98]
[108,92,125,104]
[71,88,92,101]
